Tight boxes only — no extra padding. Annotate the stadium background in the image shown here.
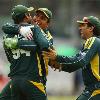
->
[0,0,100,100]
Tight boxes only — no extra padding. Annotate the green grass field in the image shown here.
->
[48,96,77,100]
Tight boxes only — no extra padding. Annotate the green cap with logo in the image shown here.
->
[77,16,100,35]
[77,16,100,28]
[36,8,52,19]
[12,5,34,17]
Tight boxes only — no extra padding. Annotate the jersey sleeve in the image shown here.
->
[2,23,53,51]
[3,35,14,63]
[31,25,53,51]
[17,40,37,51]
[2,23,19,34]
[2,24,37,51]
[57,37,99,72]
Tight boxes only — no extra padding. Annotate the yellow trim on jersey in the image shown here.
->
[84,38,92,49]
[47,31,53,40]
[90,53,100,81]
[91,89,100,97]
[40,28,52,40]
[36,53,42,76]
[29,81,46,94]
[10,84,12,89]
[43,57,49,76]
[84,37,96,49]
[40,28,46,36]
[45,31,52,75]
[88,37,95,49]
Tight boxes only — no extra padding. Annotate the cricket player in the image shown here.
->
[42,16,100,100]
[2,5,53,100]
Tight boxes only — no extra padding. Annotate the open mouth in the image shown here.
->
[36,22,40,25]
[34,21,41,26]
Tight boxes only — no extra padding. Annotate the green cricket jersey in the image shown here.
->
[3,23,53,83]
[57,37,100,86]
[38,29,53,85]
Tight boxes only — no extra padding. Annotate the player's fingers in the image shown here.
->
[43,56,49,59]
[30,32,33,37]
[27,33,33,40]
[51,46,55,50]
[27,36,32,40]
[42,51,49,55]
[48,48,53,51]
[42,54,52,58]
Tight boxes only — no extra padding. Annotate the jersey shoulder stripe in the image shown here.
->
[47,31,53,40]
[84,37,96,49]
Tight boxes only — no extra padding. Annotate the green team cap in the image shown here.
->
[77,16,100,28]
[36,8,52,19]
[77,16,100,35]
[12,5,34,17]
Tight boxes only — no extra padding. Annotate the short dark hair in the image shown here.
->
[11,5,34,24]
[12,14,26,24]
[87,23,100,36]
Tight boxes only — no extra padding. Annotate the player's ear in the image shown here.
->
[25,13,29,19]
[89,26,94,31]
[25,13,30,19]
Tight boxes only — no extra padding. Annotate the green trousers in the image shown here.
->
[11,78,46,100]
[0,81,11,100]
